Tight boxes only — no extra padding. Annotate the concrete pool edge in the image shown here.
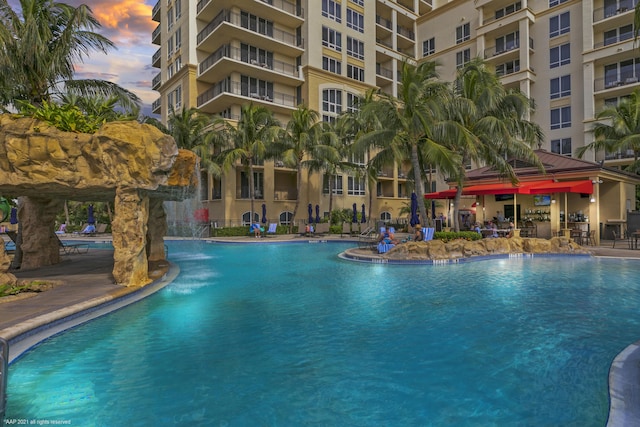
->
[607,341,640,426]
[1,262,180,364]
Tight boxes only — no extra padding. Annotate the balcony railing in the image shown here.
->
[196,0,211,14]
[152,48,161,65]
[376,15,393,30]
[152,25,161,43]
[197,80,297,108]
[593,0,637,23]
[152,98,161,113]
[197,10,304,49]
[484,41,520,58]
[595,75,640,91]
[594,31,633,49]
[605,149,637,160]
[258,0,304,18]
[376,64,393,79]
[396,25,415,40]
[152,0,161,21]
[377,38,393,49]
[152,73,161,90]
[199,44,298,78]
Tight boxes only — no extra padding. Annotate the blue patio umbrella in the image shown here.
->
[431,200,436,219]
[9,207,17,224]
[315,204,321,223]
[361,204,366,223]
[261,203,267,224]
[410,193,419,227]
[87,204,95,225]
[308,203,314,224]
[352,203,358,223]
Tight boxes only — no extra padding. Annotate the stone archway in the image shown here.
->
[0,115,199,286]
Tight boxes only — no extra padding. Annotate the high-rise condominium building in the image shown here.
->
[150,0,638,227]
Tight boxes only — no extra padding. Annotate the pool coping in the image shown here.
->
[2,262,180,364]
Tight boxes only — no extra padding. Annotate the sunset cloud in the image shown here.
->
[7,0,158,115]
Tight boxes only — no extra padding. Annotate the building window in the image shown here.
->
[240,171,264,199]
[322,0,341,23]
[322,26,342,51]
[175,0,182,19]
[423,37,435,56]
[495,31,519,54]
[242,211,260,226]
[174,55,182,72]
[551,138,572,156]
[550,75,571,99]
[495,1,521,19]
[347,36,364,60]
[347,64,365,81]
[380,211,392,223]
[174,86,182,110]
[241,43,273,68]
[604,25,634,46]
[350,0,364,6]
[174,27,182,49]
[551,106,571,129]
[348,176,366,195]
[323,174,343,194]
[347,92,360,113]
[167,62,174,79]
[279,211,293,225]
[549,0,569,7]
[167,91,173,111]
[212,178,222,200]
[347,8,364,33]
[322,89,342,121]
[322,56,342,74]
[456,48,471,69]
[167,37,174,59]
[240,75,273,100]
[456,23,470,44]
[496,59,520,76]
[240,12,274,37]
[550,43,570,68]
[167,7,174,29]
[550,12,570,38]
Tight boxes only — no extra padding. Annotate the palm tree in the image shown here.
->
[275,105,339,231]
[214,103,280,226]
[354,61,458,226]
[577,88,640,173]
[0,0,139,110]
[435,58,544,230]
[167,106,221,177]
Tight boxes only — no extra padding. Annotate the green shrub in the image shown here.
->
[434,231,482,242]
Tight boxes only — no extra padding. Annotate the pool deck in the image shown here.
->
[1,235,640,425]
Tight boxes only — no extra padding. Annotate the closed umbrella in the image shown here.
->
[308,203,314,224]
[352,203,358,223]
[9,207,17,224]
[88,204,95,225]
[261,203,267,224]
[410,193,419,227]
[361,204,366,223]
[315,205,321,223]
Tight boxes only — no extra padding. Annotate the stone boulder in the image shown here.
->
[383,237,589,261]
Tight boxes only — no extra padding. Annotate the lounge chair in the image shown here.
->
[55,234,89,255]
[265,223,277,237]
[377,242,395,253]
[422,227,435,241]
[314,222,330,236]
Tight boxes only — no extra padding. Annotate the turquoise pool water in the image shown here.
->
[6,241,640,426]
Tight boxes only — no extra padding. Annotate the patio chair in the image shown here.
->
[422,227,435,241]
[265,223,278,237]
[56,234,89,255]
[611,230,631,249]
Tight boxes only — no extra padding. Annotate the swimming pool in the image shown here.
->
[6,241,640,426]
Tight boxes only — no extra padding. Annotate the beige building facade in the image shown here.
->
[151,0,638,228]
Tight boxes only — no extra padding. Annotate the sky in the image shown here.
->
[8,0,158,116]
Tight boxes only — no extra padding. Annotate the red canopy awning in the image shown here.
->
[424,179,593,199]
[525,180,593,194]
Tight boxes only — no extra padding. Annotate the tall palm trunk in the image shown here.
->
[248,159,255,226]
[410,142,428,226]
[290,163,303,233]
[328,173,335,222]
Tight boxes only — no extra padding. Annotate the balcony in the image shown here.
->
[376,63,393,80]
[396,25,415,41]
[198,44,302,85]
[197,10,304,56]
[152,0,161,22]
[152,48,161,68]
[151,98,161,114]
[594,75,640,92]
[152,73,161,90]
[152,24,161,45]
[593,1,637,23]
[196,0,211,14]
[197,79,297,115]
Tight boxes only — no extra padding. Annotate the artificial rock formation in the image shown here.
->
[0,115,199,286]
[382,236,588,261]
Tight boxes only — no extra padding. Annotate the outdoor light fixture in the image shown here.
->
[590,197,596,203]
[592,179,603,184]
[551,198,556,204]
